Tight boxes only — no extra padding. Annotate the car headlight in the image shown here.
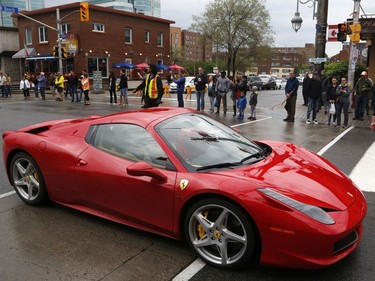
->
[258,188,335,225]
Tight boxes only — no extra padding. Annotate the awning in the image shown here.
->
[12,48,36,59]
[26,55,56,61]
[0,51,17,57]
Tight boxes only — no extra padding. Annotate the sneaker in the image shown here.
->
[306,119,311,124]
[325,122,330,125]
[313,120,318,125]
[247,116,252,120]
[252,117,256,120]
[369,124,375,130]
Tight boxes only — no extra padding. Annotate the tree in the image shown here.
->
[191,0,273,76]
[324,60,367,82]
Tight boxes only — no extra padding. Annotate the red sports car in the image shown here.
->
[2,107,367,269]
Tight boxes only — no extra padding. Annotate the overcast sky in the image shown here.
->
[46,0,375,57]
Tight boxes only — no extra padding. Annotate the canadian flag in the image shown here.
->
[327,25,338,42]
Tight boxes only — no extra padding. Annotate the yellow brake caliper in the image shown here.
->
[197,210,209,238]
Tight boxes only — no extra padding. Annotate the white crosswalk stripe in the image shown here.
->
[349,141,375,193]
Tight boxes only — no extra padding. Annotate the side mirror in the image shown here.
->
[127,162,167,183]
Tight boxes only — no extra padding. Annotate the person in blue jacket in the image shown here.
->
[284,70,300,122]
[173,70,186,107]
[236,90,247,120]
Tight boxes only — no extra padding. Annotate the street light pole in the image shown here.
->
[291,0,329,72]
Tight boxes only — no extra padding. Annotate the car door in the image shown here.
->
[74,123,177,232]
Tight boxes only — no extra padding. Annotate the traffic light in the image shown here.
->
[52,46,67,58]
[348,23,361,43]
[80,2,89,22]
[61,47,67,59]
[337,23,347,42]
[53,46,59,57]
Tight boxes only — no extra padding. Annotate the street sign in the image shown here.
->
[309,58,327,64]
[0,5,18,13]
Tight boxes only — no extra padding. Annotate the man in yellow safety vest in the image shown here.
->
[133,63,163,108]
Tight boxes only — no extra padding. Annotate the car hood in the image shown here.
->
[215,141,357,211]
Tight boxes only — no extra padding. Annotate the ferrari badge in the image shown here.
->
[180,179,189,190]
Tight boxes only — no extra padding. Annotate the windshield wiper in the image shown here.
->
[240,148,268,164]
[196,162,242,171]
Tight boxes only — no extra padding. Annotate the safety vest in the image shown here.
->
[146,74,159,99]
[82,78,90,91]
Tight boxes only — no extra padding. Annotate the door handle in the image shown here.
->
[77,159,88,166]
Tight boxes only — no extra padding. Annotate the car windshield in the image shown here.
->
[155,113,264,171]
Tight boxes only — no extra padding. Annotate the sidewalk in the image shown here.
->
[1,90,373,129]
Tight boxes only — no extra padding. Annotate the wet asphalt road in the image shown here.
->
[0,89,374,281]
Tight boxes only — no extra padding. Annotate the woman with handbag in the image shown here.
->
[326,77,338,125]
[336,77,351,128]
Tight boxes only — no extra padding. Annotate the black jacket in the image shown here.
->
[119,74,128,89]
[307,78,322,99]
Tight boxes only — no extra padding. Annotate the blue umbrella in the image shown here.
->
[157,64,171,70]
[112,62,136,69]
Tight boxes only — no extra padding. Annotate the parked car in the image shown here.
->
[2,108,367,269]
[247,76,263,90]
[169,76,196,93]
[260,75,277,90]
[275,78,287,89]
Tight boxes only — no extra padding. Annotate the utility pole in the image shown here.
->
[18,9,62,73]
[347,0,361,93]
[56,8,63,74]
[314,0,329,72]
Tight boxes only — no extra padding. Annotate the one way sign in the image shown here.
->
[328,25,338,42]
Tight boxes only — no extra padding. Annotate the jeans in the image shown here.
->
[307,97,320,120]
[69,85,78,102]
[177,90,184,107]
[216,92,227,112]
[196,90,206,111]
[109,89,117,104]
[354,95,368,119]
[209,95,215,110]
[336,101,349,126]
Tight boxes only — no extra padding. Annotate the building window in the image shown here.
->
[92,23,105,32]
[61,23,71,34]
[145,31,150,43]
[38,26,48,43]
[125,28,133,44]
[157,32,163,47]
[25,28,32,45]
[124,58,133,77]
[88,57,108,78]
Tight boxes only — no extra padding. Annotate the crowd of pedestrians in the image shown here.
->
[2,65,375,130]
[299,69,374,129]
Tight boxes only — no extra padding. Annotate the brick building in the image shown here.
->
[13,2,174,82]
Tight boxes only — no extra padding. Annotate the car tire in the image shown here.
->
[10,152,48,206]
[184,198,256,269]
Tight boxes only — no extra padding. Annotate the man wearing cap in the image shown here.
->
[353,71,373,121]
[305,71,322,125]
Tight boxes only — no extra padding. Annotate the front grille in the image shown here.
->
[333,230,358,254]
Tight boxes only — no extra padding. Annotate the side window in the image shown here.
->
[92,124,168,169]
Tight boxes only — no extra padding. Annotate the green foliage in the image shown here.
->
[324,61,367,81]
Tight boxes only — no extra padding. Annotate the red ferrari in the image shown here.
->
[2,107,367,269]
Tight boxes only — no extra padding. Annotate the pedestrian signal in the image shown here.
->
[61,47,67,59]
[348,24,361,43]
[337,23,347,42]
[53,46,59,57]
[80,2,89,22]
